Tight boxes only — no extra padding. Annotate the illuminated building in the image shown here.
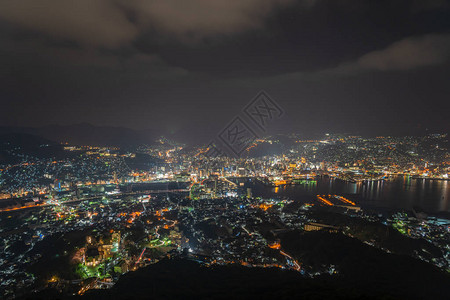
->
[304,223,339,233]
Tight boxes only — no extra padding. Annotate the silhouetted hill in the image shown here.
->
[25,259,401,300]
[0,133,55,149]
[0,133,65,164]
[24,253,450,300]
[279,231,450,300]
[0,124,156,147]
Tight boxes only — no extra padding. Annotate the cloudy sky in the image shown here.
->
[1,0,449,141]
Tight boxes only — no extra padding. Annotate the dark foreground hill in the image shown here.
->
[279,231,450,299]
[0,133,65,164]
[0,124,156,147]
[25,254,450,300]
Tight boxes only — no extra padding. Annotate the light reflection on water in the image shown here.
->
[252,176,450,213]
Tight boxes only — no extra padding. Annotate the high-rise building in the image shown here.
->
[247,188,252,199]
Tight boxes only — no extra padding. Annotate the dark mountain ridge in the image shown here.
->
[0,123,156,147]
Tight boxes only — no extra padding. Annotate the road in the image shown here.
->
[0,189,189,213]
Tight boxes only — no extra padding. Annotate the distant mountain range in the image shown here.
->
[0,133,65,164]
[0,123,156,147]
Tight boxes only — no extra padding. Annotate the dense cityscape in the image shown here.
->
[1,0,450,299]
[0,132,448,298]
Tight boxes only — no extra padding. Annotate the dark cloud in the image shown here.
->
[0,0,449,139]
[308,33,450,75]
[123,0,299,40]
[0,0,302,47]
[357,33,450,71]
[132,0,450,77]
[0,0,138,47]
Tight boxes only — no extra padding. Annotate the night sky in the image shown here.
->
[1,0,449,141]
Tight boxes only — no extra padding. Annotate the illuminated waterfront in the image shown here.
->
[251,176,450,213]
